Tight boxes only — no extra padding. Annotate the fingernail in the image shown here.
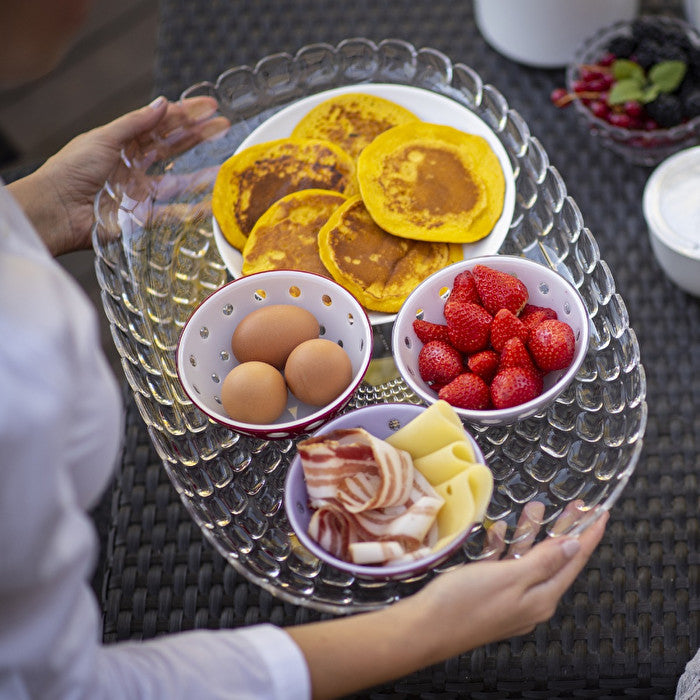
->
[561,538,581,558]
[149,95,166,109]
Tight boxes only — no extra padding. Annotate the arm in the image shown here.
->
[287,512,608,699]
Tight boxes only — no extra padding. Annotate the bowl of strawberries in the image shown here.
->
[392,256,591,426]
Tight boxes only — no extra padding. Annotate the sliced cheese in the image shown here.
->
[434,471,476,539]
[386,400,467,459]
[413,440,477,486]
[465,463,494,524]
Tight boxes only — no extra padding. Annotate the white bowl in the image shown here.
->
[176,270,373,439]
[643,146,700,297]
[211,83,517,325]
[392,255,591,426]
[284,403,487,580]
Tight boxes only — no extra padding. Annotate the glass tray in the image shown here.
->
[93,38,647,614]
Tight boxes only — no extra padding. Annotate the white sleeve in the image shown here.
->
[0,190,311,700]
[93,625,311,700]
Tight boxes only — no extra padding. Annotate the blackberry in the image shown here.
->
[634,39,664,71]
[607,35,637,59]
[646,93,684,127]
[661,27,692,53]
[682,90,700,119]
[679,74,699,100]
[631,17,666,44]
[688,46,700,78]
[654,43,688,64]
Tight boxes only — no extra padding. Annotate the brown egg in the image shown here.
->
[231,304,320,369]
[285,338,353,406]
[221,361,288,424]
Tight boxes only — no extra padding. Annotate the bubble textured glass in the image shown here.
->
[93,39,647,613]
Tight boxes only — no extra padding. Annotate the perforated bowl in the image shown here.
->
[284,402,488,580]
[176,270,373,439]
[392,255,591,427]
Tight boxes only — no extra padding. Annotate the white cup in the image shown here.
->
[473,0,641,68]
[684,0,700,29]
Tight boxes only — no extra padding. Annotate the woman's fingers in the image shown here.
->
[507,500,546,558]
[517,508,609,613]
[481,519,508,560]
[126,115,230,171]
[158,96,220,135]
[96,96,170,148]
[538,509,609,593]
[550,499,587,535]
[156,116,230,159]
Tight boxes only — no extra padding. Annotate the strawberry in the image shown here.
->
[473,264,529,316]
[467,349,500,383]
[490,366,543,409]
[413,319,450,344]
[444,301,492,353]
[520,304,558,332]
[527,319,576,372]
[439,372,491,410]
[448,270,480,305]
[497,337,539,374]
[520,303,558,322]
[417,340,464,386]
[490,308,529,353]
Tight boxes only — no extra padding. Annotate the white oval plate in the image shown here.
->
[213,83,516,325]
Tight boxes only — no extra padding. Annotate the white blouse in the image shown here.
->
[0,182,311,700]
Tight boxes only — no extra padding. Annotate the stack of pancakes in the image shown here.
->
[212,92,505,314]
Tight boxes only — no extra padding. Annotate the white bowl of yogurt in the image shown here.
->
[643,146,700,297]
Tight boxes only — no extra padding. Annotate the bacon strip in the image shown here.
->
[299,428,414,511]
[298,428,445,566]
[307,502,358,559]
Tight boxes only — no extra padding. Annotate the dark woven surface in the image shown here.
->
[99,0,699,697]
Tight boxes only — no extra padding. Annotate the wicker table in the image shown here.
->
[99,0,699,696]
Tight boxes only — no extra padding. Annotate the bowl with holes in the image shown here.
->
[392,255,591,427]
[176,269,373,439]
[284,402,489,580]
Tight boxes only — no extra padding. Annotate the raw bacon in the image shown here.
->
[298,428,445,565]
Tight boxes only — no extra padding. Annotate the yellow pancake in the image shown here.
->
[242,189,347,278]
[212,137,357,251]
[356,122,505,243]
[291,92,419,160]
[318,195,463,313]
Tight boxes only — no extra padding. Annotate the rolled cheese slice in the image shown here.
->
[413,440,477,486]
[385,400,467,460]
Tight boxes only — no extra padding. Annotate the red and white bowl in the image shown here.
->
[176,270,373,439]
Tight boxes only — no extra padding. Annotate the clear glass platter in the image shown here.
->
[93,38,647,614]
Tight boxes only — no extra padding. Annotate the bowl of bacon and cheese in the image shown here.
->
[284,400,492,579]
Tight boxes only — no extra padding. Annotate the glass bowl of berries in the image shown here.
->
[555,15,700,166]
[391,256,591,427]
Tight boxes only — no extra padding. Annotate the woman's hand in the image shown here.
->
[8,96,229,256]
[288,508,608,699]
[410,509,609,659]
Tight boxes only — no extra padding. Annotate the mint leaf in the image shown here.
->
[608,79,644,105]
[641,84,661,103]
[613,59,645,84]
[649,60,687,94]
